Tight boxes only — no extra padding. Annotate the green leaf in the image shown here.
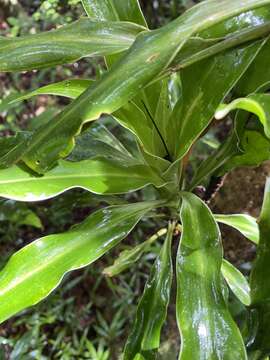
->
[189,133,238,190]
[0,201,160,323]
[236,37,270,95]
[8,0,270,173]
[2,78,169,159]
[218,130,270,175]
[167,40,264,160]
[215,94,270,138]
[0,158,165,202]
[124,222,174,359]
[8,79,93,104]
[0,19,145,72]
[215,213,259,244]
[68,122,134,162]
[0,132,31,169]
[221,259,251,306]
[103,228,167,277]
[0,200,42,229]
[177,192,247,360]
[250,177,270,354]
[81,0,147,27]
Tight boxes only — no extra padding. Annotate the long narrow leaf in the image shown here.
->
[124,222,174,359]
[0,201,160,323]
[215,213,259,244]
[221,259,251,306]
[250,178,270,354]
[167,41,264,160]
[0,158,165,202]
[81,0,147,27]
[0,19,145,72]
[103,228,167,277]
[177,192,247,359]
[215,94,270,138]
[6,0,270,174]
[236,38,270,95]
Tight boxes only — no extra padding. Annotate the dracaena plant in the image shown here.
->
[1,0,270,358]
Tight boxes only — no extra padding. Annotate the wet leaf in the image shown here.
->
[0,201,160,323]
[177,192,247,359]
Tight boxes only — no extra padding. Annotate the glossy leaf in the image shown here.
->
[124,223,174,359]
[250,178,270,354]
[68,122,134,162]
[215,213,259,244]
[177,192,247,360]
[170,20,270,74]
[6,0,270,173]
[215,94,270,138]
[168,40,264,160]
[0,201,159,323]
[189,133,238,190]
[219,130,270,175]
[221,259,251,306]
[3,79,169,159]
[236,37,270,95]
[0,19,145,72]
[9,79,93,104]
[81,0,147,27]
[0,158,165,202]
[103,228,167,277]
[0,132,31,169]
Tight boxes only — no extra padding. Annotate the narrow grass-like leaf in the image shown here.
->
[221,259,251,306]
[0,201,160,323]
[215,213,259,244]
[0,158,165,202]
[250,178,270,354]
[177,192,247,360]
[0,19,145,72]
[124,222,174,359]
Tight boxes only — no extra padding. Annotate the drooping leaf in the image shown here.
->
[124,222,174,359]
[5,0,270,173]
[103,228,167,277]
[250,178,270,355]
[177,192,247,359]
[0,19,145,72]
[0,158,165,202]
[0,201,160,323]
[81,0,147,27]
[221,259,251,306]
[215,213,259,244]
[215,94,270,138]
